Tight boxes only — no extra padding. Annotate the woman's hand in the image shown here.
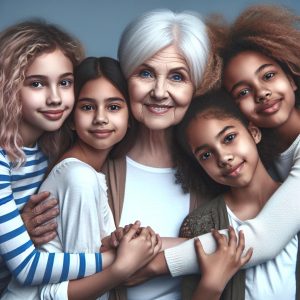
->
[192,226,253,300]
[21,191,59,246]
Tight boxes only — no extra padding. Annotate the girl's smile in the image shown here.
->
[20,48,74,146]
[223,50,297,129]
[186,116,261,188]
[74,76,128,152]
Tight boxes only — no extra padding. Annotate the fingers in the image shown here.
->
[211,228,228,248]
[153,234,162,254]
[32,207,59,227]
[24,191,50,209]
[241,247,253,265]
[31,231,57,247]
[111,226,127,247]
[124,221,141,240]
[237,230,253,265]
[194,238,206,263]
[228,226,237,248]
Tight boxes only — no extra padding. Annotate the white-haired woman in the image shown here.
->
[23,9,220,300]
[103,9,218,300]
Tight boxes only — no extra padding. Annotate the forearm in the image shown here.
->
[68,264,125,300]
[1,200,102,285]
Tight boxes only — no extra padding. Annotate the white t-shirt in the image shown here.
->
[3,158,115,300]
[227,206,297,300]
[120,157,190,300]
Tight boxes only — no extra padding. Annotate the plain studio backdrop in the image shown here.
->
[1,0,300,58]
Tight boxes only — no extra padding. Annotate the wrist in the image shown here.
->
[150,252,169,276]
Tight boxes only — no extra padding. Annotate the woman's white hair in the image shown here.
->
[118,9,210,89]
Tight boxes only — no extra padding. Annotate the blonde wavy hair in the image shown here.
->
[0,20,84,166]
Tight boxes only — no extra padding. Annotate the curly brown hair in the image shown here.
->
[219,4,300,105]
[0,19,84,166]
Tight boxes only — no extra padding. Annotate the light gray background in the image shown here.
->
[1,0,300,58]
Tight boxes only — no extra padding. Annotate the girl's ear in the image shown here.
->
[248,122,261,144]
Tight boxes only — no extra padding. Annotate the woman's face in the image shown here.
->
[223,50,297,129]
[128,45,195,130]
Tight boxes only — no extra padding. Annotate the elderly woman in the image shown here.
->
[103,9,217,300]
[23,9,219,300]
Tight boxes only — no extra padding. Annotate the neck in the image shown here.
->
[20,126,43,148]
[275,108,300,152]
[128,124,174,167]
[60,140,110,172]
[225,160,280,220]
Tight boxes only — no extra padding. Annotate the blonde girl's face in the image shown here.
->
[186,115,261,188]
[20,48,74,146]
[73,76,128,152]
[128,45,195,130]
[223,50,297,129]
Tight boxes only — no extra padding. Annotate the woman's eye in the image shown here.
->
[139,70,152,78]
[81,104,94,111]
[224,133,236,144]
[60,79,73,87]
[170,73,183,81]
[31,81,43,88]
[108,104,120,111]
[264,72,275,80]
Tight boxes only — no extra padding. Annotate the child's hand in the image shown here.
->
[192,226,252,299]
[113,221,162,279]
[101,222,142,251]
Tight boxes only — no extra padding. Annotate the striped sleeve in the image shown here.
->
[0,150,102,287]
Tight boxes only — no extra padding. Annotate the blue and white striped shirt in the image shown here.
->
[0,145,102,294]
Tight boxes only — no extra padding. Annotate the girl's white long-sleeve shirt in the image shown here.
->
[165,134,300,276]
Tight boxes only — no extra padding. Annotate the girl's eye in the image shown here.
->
[60,79,73,87]
[170,73,183,82]
[237,88,249,98]
[81,104,94,111]
[198,151,211,161]
[224,133,236,144]
[31,81,43,88]
[108,104,120,111]
[139,70,153,78]
[264,72,275,80]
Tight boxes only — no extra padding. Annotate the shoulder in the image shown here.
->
[180,195,226,238]
[49,158,100,187]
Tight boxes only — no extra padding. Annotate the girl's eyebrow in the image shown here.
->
[25,72,74,80]
[229,63,274,93]
[193,125,235,155]
[77,97,126,103]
